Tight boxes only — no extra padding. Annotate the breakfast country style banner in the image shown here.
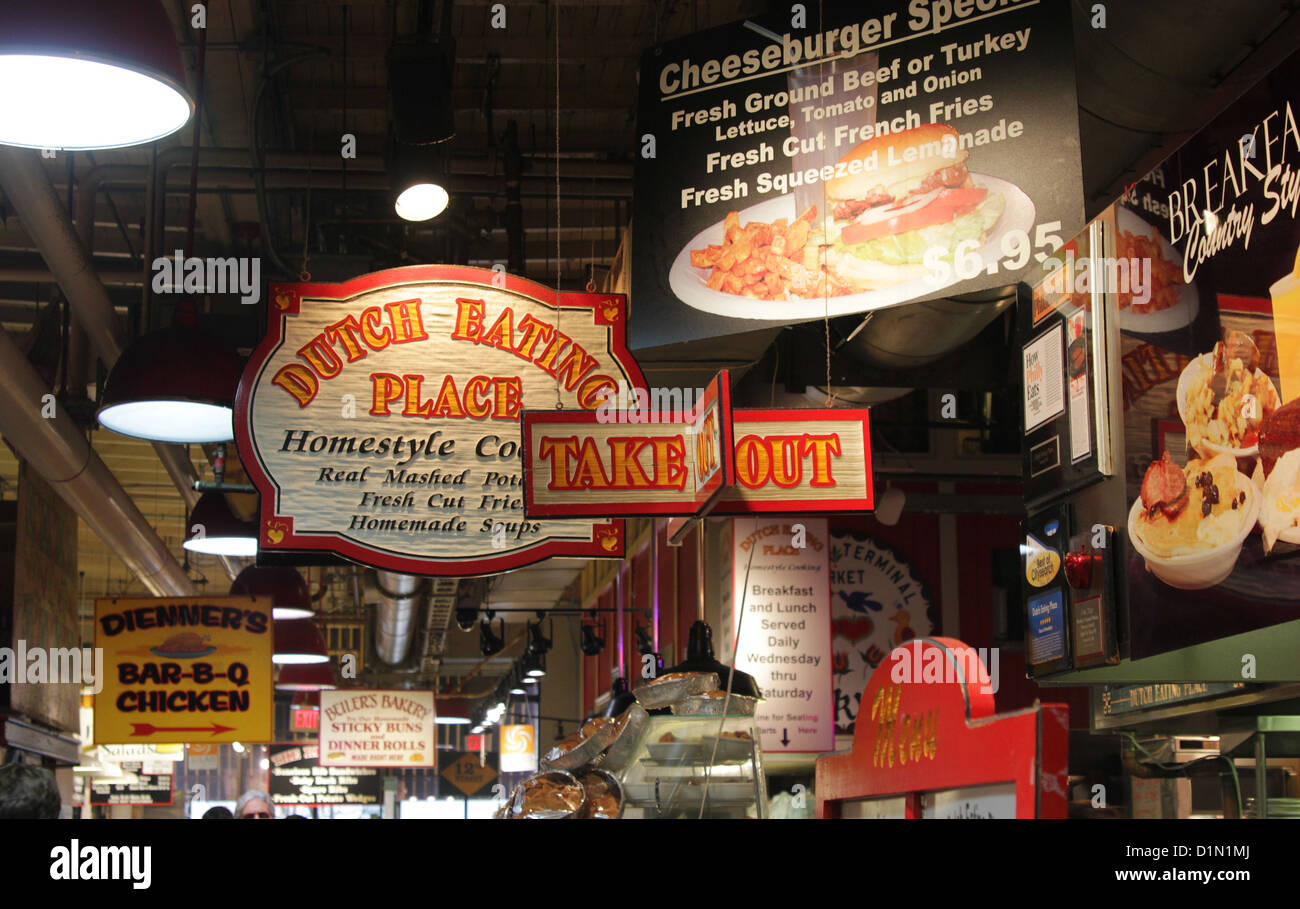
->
[1031,47,1300,661]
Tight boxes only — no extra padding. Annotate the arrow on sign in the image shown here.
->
[130,723,235,737]
[781,728,791,747]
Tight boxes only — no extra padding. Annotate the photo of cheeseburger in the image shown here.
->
[821,123,1007,292]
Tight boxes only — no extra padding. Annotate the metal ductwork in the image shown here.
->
[843,286,1017,370]
[374,571,426,666]
[0,145,244,581]
[0,326,194,596]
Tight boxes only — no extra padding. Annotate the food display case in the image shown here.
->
[617,713,768,819]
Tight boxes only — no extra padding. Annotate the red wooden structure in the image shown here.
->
[816,637,1068,818]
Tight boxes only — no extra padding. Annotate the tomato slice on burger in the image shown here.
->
[840,187,988,246]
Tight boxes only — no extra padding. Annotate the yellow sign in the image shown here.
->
[93,596,273,745]
[1023,535,1061,588]
[499,723,537,773]
[440,752,498,797]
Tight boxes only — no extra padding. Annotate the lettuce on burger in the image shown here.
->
[822,123,1005,292]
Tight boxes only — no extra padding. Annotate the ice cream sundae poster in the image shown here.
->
[1115,47,1300,659]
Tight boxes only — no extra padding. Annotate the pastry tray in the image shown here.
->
[672,693,759,716]
[540,719,622,771]
[505,770,586,819]
[632,672,720,709]
[590,704,650,774]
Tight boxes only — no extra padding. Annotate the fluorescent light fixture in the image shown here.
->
[275,662,338,692]
[0,0,193,150]
[232,566,315,620]
[96,326,244,444]
[184,492,258,557]
[272,620,329,665]
[99,399,233,444]
[394,182,449,221]
[0,55,190,149]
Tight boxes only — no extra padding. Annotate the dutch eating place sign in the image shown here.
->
[235,265,639,574]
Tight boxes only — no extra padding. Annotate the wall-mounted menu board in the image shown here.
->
[1020,219,1113,507]
[631,0,1085,348]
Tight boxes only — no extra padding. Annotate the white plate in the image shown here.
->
[1109,206,1198,333]
[668,173,1035,321]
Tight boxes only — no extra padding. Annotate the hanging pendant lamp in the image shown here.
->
[184,492,258,557]
[230,565,314,620]
[0,0,193,149]
[96,320,245,444]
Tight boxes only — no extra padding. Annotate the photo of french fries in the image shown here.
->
[689,205,853,301]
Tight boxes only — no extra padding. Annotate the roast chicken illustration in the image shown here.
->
[157,632,210,653]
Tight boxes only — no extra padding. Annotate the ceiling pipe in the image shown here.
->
[0,325,194,596]
[0,146,243,582]
[374,571,426,666]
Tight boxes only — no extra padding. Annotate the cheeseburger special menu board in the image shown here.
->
[631,0,1084,349]
[1105,48,1300,661]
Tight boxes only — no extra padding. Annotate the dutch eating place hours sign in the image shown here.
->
[235,265,641,574]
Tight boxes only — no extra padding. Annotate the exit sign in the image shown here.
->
[291,707,319,731]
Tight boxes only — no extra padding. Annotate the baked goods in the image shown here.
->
[632,671,720,709]
[645,672,696,685]
[719,731,752,740]
[508,772,585,818]
[542,735,584,764]
[577,771,622,819]
[581,716,610,739]
[1134,452,1245,557]
[658,732,677,744]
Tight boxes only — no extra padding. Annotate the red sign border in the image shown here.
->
[317,687,438,769]
[520,370,735,518]
[234,264,643,576]
[713,407,874,515]
[815,637,1069,818]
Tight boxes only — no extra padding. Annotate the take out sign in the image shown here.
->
[522,389,873,517]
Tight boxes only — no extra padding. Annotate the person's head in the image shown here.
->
[202,805,234,819]
[235,790,274,819]
[0,762,61,819]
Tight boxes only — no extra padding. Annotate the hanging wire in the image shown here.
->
[819,0,834,408]
[588,182,599,292]
[553,0,563,409]
[300,127,313,281]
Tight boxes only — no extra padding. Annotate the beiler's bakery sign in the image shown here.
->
[235,265,638,574]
